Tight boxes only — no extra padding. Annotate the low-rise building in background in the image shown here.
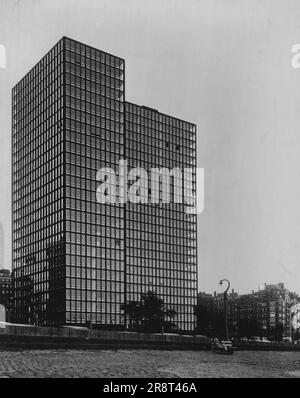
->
[197,283,300,340]
[0,223,4,269]
[0,269,12,322]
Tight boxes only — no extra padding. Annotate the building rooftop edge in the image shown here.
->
[12,36,125,90]
[125,101,197,128]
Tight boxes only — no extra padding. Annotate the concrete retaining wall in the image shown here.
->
[0,323,211,350]
[1,324,299,351]
[235,341,300,352]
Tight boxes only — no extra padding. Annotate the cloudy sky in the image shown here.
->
[1,0,300,294]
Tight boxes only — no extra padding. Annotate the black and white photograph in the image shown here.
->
[0,0,300,386]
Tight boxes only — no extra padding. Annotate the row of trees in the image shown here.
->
[11,283,298,340]
[122,292,296,341]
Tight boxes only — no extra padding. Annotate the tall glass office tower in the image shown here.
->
[12,37,197,331]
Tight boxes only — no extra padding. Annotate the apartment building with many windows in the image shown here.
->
[12,37,197,331]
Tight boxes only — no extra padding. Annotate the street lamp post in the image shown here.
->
[219,279,230,341]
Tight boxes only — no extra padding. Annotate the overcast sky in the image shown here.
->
[1,0,300,295]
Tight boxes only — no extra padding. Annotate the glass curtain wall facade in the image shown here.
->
[12,37,197,331]
[64,38,125,328]
[12,39,65,325]
[125,103,197,331]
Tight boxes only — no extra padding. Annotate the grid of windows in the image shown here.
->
[12,38,65,325]
[125,103,197,331]
[64,37,125,327]
[12,37,198,331]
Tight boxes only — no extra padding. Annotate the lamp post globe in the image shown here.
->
[219,279,230,341]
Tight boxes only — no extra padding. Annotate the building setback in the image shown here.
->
[12,37,197,331]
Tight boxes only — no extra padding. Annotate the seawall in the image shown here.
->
[0,323,211,350]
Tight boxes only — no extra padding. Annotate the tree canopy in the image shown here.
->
[122,291,178,333]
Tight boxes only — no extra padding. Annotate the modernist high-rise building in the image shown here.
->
[12,37,197,331]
